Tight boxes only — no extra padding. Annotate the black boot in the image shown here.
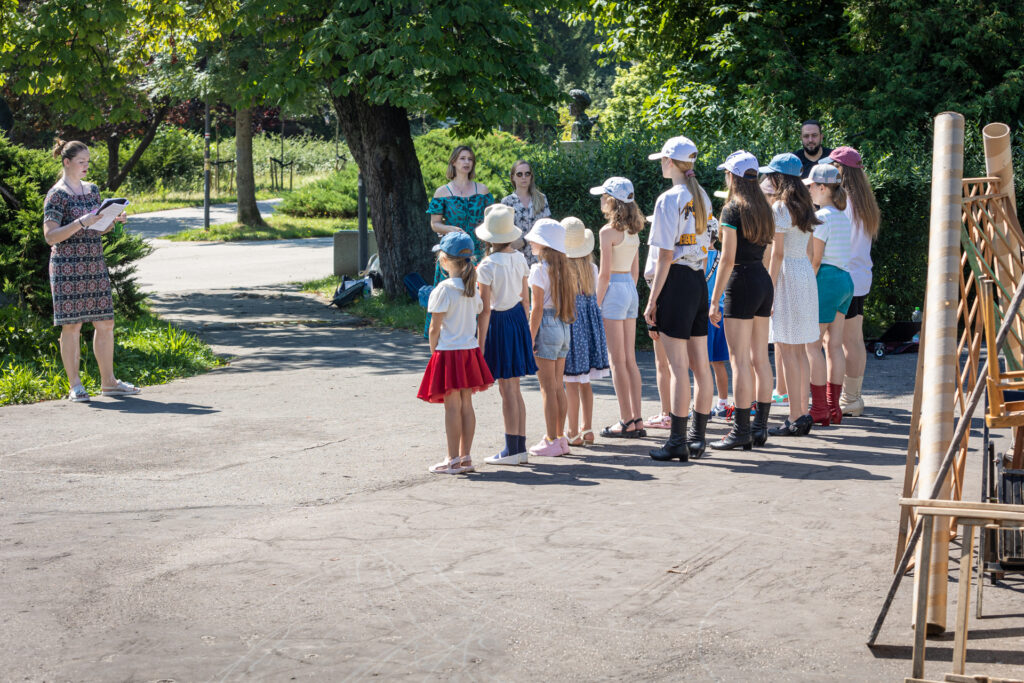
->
[687,410,710,458]
[649,413,689,461]
[751,401,772,447]
[711,406,752,451]
[793,414,814,436]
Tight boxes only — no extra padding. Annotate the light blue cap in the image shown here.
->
[758,152,802,177]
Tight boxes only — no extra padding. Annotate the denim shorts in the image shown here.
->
[535,309,571,360]
[601,274,639,320]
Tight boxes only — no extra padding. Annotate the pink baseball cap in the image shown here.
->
[827,146,863,169]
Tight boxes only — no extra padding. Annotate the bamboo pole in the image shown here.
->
[867,271,1024,646]
[912,111,965,635]
[983,123,1023,363]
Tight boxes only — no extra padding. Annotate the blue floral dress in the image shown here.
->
[424,183,494,336]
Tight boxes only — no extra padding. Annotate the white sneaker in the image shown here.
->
[485,450,526,465]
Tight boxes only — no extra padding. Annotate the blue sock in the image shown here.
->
[517,435,526,454]
[504,434,516,456]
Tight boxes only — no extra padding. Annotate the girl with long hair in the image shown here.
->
[643,137,716,460]
[591,177,646,438]
[761,153,822,436]
[803,164,855,426]
[525,218,578,457]
[708,151,775,450]
[825,147,880,417]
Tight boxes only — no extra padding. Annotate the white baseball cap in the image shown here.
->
[589,176,635,203]
[648,136,698,162]
[717,150,759,178]
[524,217,567,254]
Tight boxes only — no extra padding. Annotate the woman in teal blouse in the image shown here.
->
[425,145,494,335]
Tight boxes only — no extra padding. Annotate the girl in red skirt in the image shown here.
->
[417,232,494,474]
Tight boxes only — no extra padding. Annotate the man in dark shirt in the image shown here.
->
[794,119,833,178]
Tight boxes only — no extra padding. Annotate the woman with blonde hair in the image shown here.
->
[644,137,716,460]
[501,159,551,266]
[823,147,880,417]
[425,145,494,336]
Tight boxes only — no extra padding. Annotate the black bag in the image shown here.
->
[331,276,367,308]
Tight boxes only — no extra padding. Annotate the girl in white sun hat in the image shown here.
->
[475,203,537,466]
[525,217,578,457]
[562,216,610,445]
[590,176,647,439]
[643,136,716,462]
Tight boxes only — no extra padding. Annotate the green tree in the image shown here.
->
[247,0,565,295]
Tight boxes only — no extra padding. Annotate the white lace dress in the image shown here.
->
[770,202,820,344]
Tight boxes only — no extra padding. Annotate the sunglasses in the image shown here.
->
[515,171,532,178]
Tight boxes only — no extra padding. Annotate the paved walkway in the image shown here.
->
[2,214,1023,679]
[126,198,284,239]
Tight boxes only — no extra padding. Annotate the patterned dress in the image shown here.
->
[43,183,114,326]
[769,202,819,344]
[424,183,494,336]
[500,192,551,267]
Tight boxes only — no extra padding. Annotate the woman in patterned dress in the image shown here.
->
[425,145,494,336]
[42,139,139,402]
[500,159,551,266]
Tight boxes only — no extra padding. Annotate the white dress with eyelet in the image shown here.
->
[769,201,820,344]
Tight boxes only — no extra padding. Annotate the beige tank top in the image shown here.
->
[611,231,639,271]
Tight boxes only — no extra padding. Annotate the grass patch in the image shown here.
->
[300,275,425,333]
[0,308,223,406]
[167,214,357,242]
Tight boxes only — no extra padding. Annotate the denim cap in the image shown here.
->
[647,136,698,162]
[717,150,759,178]
[524,217,567,254]
[589,176,635,203]
[758,152,802,177]
[802,163,841,185]
[432,231,475,258]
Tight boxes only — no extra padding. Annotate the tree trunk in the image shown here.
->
[333,94,432,297]
[106,135,120,191]
[235,106,265,227]
[106,102,171,192]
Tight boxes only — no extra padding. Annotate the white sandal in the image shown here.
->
[100,380,141,397]
[428,456,472,475]
[67,385,90,402]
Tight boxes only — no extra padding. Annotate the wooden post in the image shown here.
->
[913,112,965,635]
[983,122,1022,361]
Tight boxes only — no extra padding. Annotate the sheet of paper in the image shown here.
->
[86,199,129,232]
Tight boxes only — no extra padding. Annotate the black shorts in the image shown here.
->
[845,295,865,319]
[655,264,709,339]
[723,262,773,319]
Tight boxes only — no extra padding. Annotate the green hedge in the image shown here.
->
[277,166,359,218]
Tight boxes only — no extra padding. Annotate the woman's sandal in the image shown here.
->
[581,429,595,445]
[100,380,141,397]
[428,456,470,475]
[601,420,637,438]
[631,418,648,438]
[643,413,671,429]
[566,432,585,447]
[67,385,90,403]
[458,455,475,473]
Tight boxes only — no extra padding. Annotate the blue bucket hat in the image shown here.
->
[432,232,475,258]
[758,152,802,177]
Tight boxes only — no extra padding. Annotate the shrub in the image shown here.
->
[0,135,151,320]
[277,166,359,218]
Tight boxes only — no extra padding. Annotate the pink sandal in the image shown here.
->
[643,413,671,429]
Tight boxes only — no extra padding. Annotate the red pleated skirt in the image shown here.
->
[417,347,494,403]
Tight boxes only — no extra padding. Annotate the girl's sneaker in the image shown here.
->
[710,402,734,422]
[485,449,527,465]
[529,437,564,457]
[772,392,790,407]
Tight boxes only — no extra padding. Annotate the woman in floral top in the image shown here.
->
[501,159,551,266]
[42,139,139,402]
[425,145,494,336]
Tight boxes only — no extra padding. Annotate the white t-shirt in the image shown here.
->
[813,206,853,271]
[648,183,713,271]
[529,262,555,309]
[427,277,483,350]
[643,246,658,282]
[476,250,529,311]
[845,203,873,296]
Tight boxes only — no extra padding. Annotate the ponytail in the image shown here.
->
[673,159,709,234]
[828,183,847,212]
[540,247,577,323]
[437,254,477,297]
